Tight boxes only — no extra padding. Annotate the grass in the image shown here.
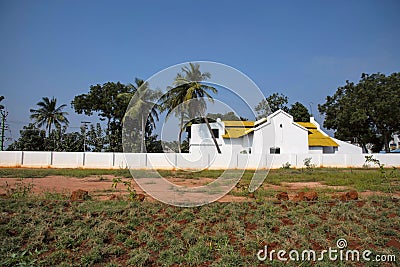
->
[0,196,399,266]
[236,168,400,193]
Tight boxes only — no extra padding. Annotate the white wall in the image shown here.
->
[52,152,84,168]
[1,151,399,169]
[333,138,363,154]
[252,120,275,155]
[309,147,323,154]
[252,111,309,154]
[190,121,253,155]
[0,151,22,167]
[189,122,224,151]
[22,152,52,167]
[274,112,309,154]
[223,136,251,155]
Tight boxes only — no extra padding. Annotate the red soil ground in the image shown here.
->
[0,175,397,201]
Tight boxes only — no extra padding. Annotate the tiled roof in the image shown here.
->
[222,121,254,138]
[296,122,339,147]
[223,121,254,127]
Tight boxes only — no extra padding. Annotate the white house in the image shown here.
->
[390,134,400,150]
[189,109,362,155]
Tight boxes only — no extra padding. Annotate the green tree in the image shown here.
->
[121,78,161,153]
[207,111,248,121]
[7,123,47,151]
[160,63,219,153]
[318,72,400,152]
[0,96,4,110]
[289,102,311,122]
[255,93,311,122]
[8,125,85,152]
[0,96,6,151]
[29,97,69,137]
[58,131,84,151]
[72,82,133,151]
[86,123,106,152]
[145,134,163,153]
[255,93,289,119]
[45,126,84,152]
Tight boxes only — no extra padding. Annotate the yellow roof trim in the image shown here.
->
[223,121,255,127]
[221,120,255,138]
[307,129,339,147]
[296,122,338,147]
[296,122,317,129]
[222,128,254,139]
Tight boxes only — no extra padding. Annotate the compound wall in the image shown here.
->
[0,151,399,169]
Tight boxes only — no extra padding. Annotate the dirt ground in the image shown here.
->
[0,175,397,201]
[0,175,250,202]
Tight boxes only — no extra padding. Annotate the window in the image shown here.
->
[211,129,219,138]
[270,147,280,154]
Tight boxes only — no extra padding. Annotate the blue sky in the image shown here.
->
[1,0,399,145]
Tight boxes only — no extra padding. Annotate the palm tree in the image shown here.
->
[161,63,220,153]
[121,78,161,153]
[30,97,69,137]
[0,95,4,110]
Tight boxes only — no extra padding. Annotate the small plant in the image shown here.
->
[303,157,315,171]
[281,162,291,169]
[1,248,44,266]
[112,178,137,201]
[365,155,396,195]
[1,180,33,198]
[364,155,385,175]
[389,166,398,178]
[97,175,108,181]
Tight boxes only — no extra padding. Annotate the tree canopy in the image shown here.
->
[318,72,400,152]
[72,82,133,151]
[289,102,311,122]
[206,111,245,121]
[0,96,4,110]
[122,79,162,153]
[7,124,47,151]
[7,124,84,151]
[30,97,69,137]
[255,93,310,122]
[160,63,219,153]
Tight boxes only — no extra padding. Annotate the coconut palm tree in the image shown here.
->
[30,97,69,137]
[120,78,161,153]
[160,63,220,153]
[0,95,4,110]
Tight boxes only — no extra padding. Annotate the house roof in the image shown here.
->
[222,121,254,139]
[296,122,339,147]
[295,122,317,129]
[222,128,254,138]
[223,121,254,127]
[219,114,338,147]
